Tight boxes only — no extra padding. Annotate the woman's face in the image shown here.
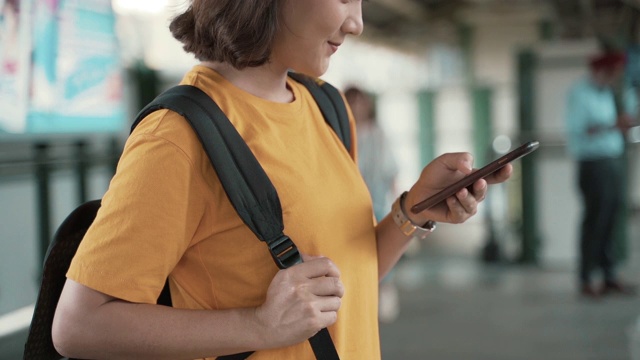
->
[272,0,363,77]
[593,65,625,88]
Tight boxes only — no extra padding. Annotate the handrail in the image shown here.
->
[0,135,123,272]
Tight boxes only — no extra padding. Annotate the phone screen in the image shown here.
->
[410,140,540,214]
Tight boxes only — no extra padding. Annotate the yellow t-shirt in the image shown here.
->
[67,65,380,360]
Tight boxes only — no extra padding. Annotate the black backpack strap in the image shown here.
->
[24,200,103,360]
[133,87,288,249]
[133,85,339,360]
[287,72,351,153]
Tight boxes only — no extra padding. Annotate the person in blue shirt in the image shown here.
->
[565,51,638,298]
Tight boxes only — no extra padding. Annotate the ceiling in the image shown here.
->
[362,0,640,51]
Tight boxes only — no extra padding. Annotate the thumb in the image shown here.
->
[439,153,474,175]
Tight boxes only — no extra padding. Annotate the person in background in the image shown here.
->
[344,87,398,224]
[52,1,512,359]
[345,86,401,323]
[565,50,638,298]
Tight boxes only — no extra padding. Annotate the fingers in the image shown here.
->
[446,179,487,222]
[456,189,476,214]
[258,255,344,347]
[418,153,512,225]
[484,163,513,184]
[471,179,488,203]
[316,309,339,330]
[289,255,344,297]
[297,257,344,298]
[298,255,341,279]
[292,263,343,325]
[309,276,345,298]
[317,297,342,313]
[448,164,508,223]
[446,191,475,223]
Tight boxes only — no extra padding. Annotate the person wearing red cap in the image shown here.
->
[589,52,627,73]
[565,50,638,298]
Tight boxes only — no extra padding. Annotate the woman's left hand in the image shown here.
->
[404,152,512,225]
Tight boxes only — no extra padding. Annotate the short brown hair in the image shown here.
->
[169,0,279,69]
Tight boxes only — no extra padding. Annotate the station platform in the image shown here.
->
[380,214,640,360]
[2,216,639,360]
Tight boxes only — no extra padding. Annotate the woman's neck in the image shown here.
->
[201,61,294,103]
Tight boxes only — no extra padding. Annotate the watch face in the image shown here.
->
[423,220,437,231]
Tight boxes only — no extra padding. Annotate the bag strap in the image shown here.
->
[134,86,288,251]
[133,83,341,360]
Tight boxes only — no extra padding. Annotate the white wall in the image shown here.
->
[470,9,542,138]
[534,40,599,268]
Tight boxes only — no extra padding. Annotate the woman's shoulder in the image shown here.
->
[128,107,208,168]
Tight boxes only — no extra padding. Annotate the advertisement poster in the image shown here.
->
[28,0,125,134]
[0,0,30,133]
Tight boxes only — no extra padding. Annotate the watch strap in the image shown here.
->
[391,192,436,239]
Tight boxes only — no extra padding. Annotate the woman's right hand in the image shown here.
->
[253,254,344,348]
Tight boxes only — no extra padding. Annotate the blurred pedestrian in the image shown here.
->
[345,86,398,221]
[345,86,401,322]
[565,50,638,298]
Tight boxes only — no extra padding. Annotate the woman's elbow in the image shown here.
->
[51,280,104,357]
[51,308,80,357]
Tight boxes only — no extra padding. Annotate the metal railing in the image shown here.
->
[0,135,124,271]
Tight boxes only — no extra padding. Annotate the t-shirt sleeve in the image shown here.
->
[67,123,208,304]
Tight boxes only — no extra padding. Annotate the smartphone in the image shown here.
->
[410,140,540,214]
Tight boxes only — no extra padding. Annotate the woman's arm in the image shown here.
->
[374,153,512,280]
[53,280,262,360]
[53,255,344,360]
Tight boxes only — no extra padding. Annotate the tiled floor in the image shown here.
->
[379,216,640,360]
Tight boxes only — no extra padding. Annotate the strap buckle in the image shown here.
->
[268,235,302,269]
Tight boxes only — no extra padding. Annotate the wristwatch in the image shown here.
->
[391,191,436,239]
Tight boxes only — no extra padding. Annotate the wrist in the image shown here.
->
[249,306,277,351]
[402,191,430,225]
[391,192,436,239]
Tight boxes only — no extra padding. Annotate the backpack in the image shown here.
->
[23,72,351,360]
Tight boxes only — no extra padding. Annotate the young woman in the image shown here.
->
[52,1,512,359]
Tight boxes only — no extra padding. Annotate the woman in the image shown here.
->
[52,1,512,359]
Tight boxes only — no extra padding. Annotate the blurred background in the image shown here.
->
[1,0,640,359]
